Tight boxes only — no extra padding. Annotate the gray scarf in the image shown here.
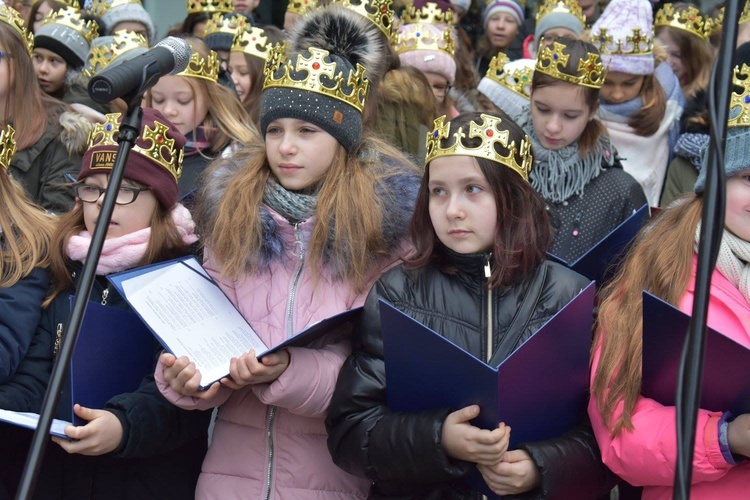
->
[517,105,615,203]
[263,179,317,223]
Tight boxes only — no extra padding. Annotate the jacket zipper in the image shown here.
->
[484,258,492,364]
[54,323,62,357]
[101,287,109,306]
[263,222,306,500]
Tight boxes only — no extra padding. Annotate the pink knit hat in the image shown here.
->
[395,22,457,85]
[590,0,654,75]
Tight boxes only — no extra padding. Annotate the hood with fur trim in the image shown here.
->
[59,110,94,156]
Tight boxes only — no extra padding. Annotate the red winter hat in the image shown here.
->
[79,108,186,209]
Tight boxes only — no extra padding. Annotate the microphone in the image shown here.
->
[88,37,192,104]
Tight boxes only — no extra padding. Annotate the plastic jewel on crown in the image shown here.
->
[425,114,533,181]
[535,0,585,28]
[535,40,606,89]
[204,12,249,38]
[0,5,33,56]
[0,124,16,171]
[263,44,370,113]
[485,53,534,98]
[654,3,708,41]
[286,0,318,15]
[401,2,454,25]
[41,6,99,45]
[393,23,456,57]
[334,0,394,38]
[728,64,750,129]
[89,0,143,18]
[187,0,234,15]
[177,49,221,82]
[590,27,653,56]
[83,30,148,78]
[231,26,272,60]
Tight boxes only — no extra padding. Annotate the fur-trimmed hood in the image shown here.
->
[58,110,94,156]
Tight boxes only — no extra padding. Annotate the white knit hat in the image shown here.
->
[590,0,654,75]
[97,0,155,45]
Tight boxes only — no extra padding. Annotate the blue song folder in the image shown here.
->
[549,204,648,284]
[380,282,596,497]
[641,291,750,415]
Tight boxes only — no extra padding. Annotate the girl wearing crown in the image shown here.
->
[0,109,211,499]
[589,47,750,498]
[519,37,646,264]
[326,111,616,498]
[154,6,420,499]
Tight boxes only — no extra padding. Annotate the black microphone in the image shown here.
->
[87,37,192,104]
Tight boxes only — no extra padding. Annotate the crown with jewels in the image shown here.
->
[425,114,533,180]
[536,40,606,89]
[335,0,394,38]
[83,30,148,78]
[231,26,273,60]
[204,12,249,38]
[0,124,15,171]
[187,0,234,14]
[535,0,584,27]
[590,26,653,56]
[89,0,143,18]
[286,0,318,15]
[263,44,370,113]
[41,6,99,45]
[654,4,708,40]
[177,49,220,82]
[485,53,534,98]
[87,113,184,180]
[394,23,455,57]
[0,5,34,56]
[401,2,454,25]
[728,64,750,128]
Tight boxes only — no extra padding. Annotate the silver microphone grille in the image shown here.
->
[156,37,192,74]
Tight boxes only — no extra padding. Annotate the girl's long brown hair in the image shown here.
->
[627,73,667,136]
[656,19,713,99]
[592,195,703,435]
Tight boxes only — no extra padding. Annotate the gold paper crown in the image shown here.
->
[187,0,234,15]
[0,125,16,171]
[286,0,318,15]
[536,40,606,89]
[590,27,653,56]
[335,0,394,38]
[231,26,273,60]
[40,6,99,45]
[0,5,34,56]
[654,4,708,40]
[401,2,454,25]
[263,44,370,113]
[485,53,534,98]
[83,30,148,78]
[177,49,220,82]
[87,113,184,181]
[204,12,249,38]
[704,7,723,36]
[425,114,533,180]
[536,0,585,27]
[728,64,750,128]
[57,0,84,8]
[89,0,143,18]
[394,23,456,57]
[743,1,750,24]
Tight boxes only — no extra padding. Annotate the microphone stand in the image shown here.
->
[15,96,145,500]
[673,1,740,498]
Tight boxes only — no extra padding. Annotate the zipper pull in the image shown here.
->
[484,258,492,279]
[292,222,304,258]
[101,287,109,306]
[54,323,62,356]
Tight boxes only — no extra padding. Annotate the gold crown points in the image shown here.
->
[0,5,33,56]
[89,0,143,17]
[394,23,456,57]
[536,0,585,28]
[41,7,99,45]
[728,64,750,128]
[704,7,723,36]
[485,54,534,98]
[743,1,750,24]
[57,0,83,8]
[591,27,653,56]
[204,12,249,37]
[336,0,394,38]
[536,40,606,89]
[0,124,16,170]
[178,49,220,82]
[287,0,318,15]
[187,0,234,15]
[654,4,708,41]
[425,114,533,180]
[87,113,183,181]
[401,2,454,25]
[263,45,370,113]
[83,30,148,78]
[231,27,272,60]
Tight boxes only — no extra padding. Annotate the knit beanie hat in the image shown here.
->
[203,12,251,53]
[79,108,186,209]
[82,29,148,78]
[477,54,534,120]
[35,7,99,69]
[395,22,456,85]
[590,0,654,75]
[535,0,585,40]
[483,0,524,28]
[93,0,155,45]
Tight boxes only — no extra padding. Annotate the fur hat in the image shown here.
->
[396,22,456,85]
[590,0,654,75]
[98,0,155,45]
[35,7,99,69]
[483,0,525,28]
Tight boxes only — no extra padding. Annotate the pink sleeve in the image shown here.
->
[588,346,732,487]
[154,359,233,411]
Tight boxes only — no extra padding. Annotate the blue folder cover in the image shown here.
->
[380,282,595,497]
[641,291,750,415]
[549,204,648,284]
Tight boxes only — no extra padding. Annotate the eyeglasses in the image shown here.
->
[73,183,151,205]
[431,84,452,97]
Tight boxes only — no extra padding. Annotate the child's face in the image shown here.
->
[80,174,158,239]
[725,171,750,242]
[111,21,149,41]
[530,82,596,150]
[428,155,497,255]
[149,75,208,137]
[32,48,67,95]
[657,29,686,85]
[600,71,645,105]
[265,118,339,191]
[486,12,519,50]
[425,71,450,105]
[228,51,251,103]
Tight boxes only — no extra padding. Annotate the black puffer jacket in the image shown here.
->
[326,250,616,499]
